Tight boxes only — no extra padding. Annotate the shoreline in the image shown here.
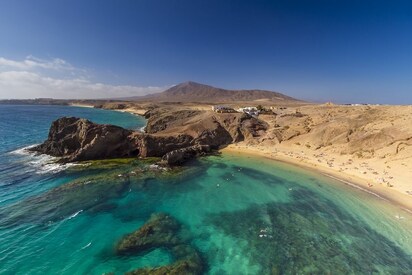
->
[221,144,412,213]
[65,104,412,212]
[69,103,95,108]
[69,104,148,119]
[113,107,147,116]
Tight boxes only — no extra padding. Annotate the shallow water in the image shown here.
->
[0,105,412,274]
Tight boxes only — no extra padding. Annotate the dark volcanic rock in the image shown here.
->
[241,116,268,138]
[127,255,203,275]
[31,108,269,165]
[161,145,211,165]
[117,213,204,275]
[30,117,139,162]
[138,134,194,157]
[194,121,234,148]
[143,109,265,148]
[116,213,181,255]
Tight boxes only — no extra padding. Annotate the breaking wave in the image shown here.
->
[9,145,77,174]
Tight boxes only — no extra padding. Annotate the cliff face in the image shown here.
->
[31,109,268,164]
[31,117,140,162]
[145,109,267,145]
[137,134,194,157]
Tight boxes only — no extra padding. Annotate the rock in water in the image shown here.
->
[30,117,139,162]
[116,213,204,275]
[31,110,268,165]
[126,256,203,275]
[161,145,211,165]
[116,213,181,255]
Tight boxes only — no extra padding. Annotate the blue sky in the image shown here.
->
[0,0,411,103]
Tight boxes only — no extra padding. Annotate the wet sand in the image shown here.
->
[222,143,412,212]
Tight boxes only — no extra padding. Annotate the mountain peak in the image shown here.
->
[140,81,303,103]
[175,81,210,88]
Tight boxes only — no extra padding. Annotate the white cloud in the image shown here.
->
[0,56,75,71]
[0,56,169,99]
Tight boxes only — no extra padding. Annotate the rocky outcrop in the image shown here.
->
[127,255,203,275]
[145,109,202,133]
[117,213,181,255]
[31,108,269,165]
[161,145,211,165]
[145,109,267,144]
[137,134,194,157]
[30,117,139,162]
[117,213,204,275]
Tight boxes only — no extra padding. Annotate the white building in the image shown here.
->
[238,107,259,116]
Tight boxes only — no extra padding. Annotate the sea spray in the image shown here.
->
[9,144,78,174]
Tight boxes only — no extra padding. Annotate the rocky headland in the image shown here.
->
[30,117,139,162]
[30,108,267,165]
[28,94,412,210]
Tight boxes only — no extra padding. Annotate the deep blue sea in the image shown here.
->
[1,104,412,274]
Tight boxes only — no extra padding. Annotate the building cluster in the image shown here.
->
[211,105,262,116]
[237,107,259,116]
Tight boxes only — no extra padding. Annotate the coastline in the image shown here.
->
[66,104,412,212]
[113,107,147,116]
[69,103,95,108]
[69,104,148,118]
[221,143,412,213]
[3,106,412,274]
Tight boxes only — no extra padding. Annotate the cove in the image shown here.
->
[1,152,412,274]
[1,105,411,274]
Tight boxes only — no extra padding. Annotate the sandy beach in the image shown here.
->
[114,107,147,116]
[222,142,412,212]
[106,102,412,212]
[69,103,95,108]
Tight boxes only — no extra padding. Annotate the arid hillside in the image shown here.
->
[255,105,412,158]
[125,81,303,103]
[228,104,412,201]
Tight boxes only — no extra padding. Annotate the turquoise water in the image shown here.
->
[0,105,145,206]
[1,105,412,274]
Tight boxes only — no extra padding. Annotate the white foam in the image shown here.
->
[81,242,92,250]
[9,144,38,155]
[9,144,77,174]
[323,173,389,202]
[28,154,70,174]
[68,210,83,220]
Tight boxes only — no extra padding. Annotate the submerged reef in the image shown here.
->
[0,158,202,228]
[205,187,412,274]
[116,213,182,255]
[117,213,204,275]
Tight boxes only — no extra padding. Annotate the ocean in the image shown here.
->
[0,105,411,274]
